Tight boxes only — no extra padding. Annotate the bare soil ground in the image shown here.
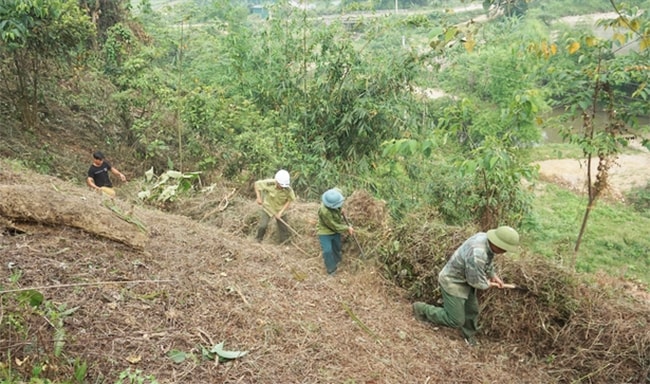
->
[535,144,650,200]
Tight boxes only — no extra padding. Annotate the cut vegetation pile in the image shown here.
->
[382,211,650,383]
[1,162,648,383]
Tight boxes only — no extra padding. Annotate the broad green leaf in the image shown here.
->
[165,170,184,179]
[168,350,190,363]
[428,27,443,38]
[408,140,417,155]
[444,27,457,43]
[157,185,178,202]
[177,179,192,193]
[18,289,44,307]
[210,342,248,360]
[54,328,66,357]
[489,156,498,170]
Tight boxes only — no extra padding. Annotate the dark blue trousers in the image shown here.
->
[319,233,342,274]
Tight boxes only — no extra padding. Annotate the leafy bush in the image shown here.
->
[625,182,650,217]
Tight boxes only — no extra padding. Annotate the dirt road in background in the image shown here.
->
[535,144,650,198]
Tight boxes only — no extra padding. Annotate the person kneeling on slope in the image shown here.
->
[412,226,520,347]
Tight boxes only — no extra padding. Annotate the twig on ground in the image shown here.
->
[341,301,382,344]
[0,279,175,294]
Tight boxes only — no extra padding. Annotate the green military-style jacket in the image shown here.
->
[438,232,496,299]
[317,203,349,235]
[255,178,296,215]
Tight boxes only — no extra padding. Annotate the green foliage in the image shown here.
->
[625,182,650,217]
[436,16,549,104]
[116,368,159,384]
[298,24,415,165]
[203,341,248,362]
[0,0,95,128]
[540,4,650,254]
[178,85,300,181]
[104,23,137,77]
[379,210,476,301]
[72,358,88,383]
[138,168,202,205]
[525,183,650,285]
[0,279,88,384]
[79,0,131,41]
[131,2,426,197]
[383,92,540,228]
[0,0,94,51]
[483,0,530,17]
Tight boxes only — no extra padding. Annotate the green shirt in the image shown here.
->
[317,203,349,235]
[438,232,496,299]
[255,178,296,216]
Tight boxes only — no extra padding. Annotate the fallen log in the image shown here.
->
[0,185,148,250]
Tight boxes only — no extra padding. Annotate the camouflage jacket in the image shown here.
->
[255,179,296,215]
[317,204,349,235]
[438,232,496,299]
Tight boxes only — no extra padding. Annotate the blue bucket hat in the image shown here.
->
[322,188,344,209]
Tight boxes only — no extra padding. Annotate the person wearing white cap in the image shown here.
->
[254,169,296,243]
[412,226,520,346]
[317,188,354,275]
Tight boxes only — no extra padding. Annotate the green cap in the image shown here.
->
[487,226,519,252]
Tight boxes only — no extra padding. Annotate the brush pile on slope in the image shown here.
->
[379,207,650,383]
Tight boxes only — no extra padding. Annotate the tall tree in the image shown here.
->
[0,0,94,128]
[547,3,650,262]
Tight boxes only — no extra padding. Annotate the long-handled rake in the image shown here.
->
[342,213,366,259]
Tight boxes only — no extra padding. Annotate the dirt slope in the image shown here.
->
[0,163,555,383]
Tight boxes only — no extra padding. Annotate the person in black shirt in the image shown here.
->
[86,151,126,198]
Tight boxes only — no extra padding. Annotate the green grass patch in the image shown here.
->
[524,183,650,286]
[525,142,584,162]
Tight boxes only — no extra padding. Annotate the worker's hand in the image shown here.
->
[256,197,262,205]
[119,173,127,182]
[489,276,504,288]
[348,226,354,235]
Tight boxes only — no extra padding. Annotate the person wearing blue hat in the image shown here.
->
[317,188,355,275]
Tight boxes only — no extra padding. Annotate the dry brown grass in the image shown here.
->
[1,162,648,384]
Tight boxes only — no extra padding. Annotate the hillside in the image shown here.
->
[2,159,650,383]
[2,2,650,382]
[1,162,559,383]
